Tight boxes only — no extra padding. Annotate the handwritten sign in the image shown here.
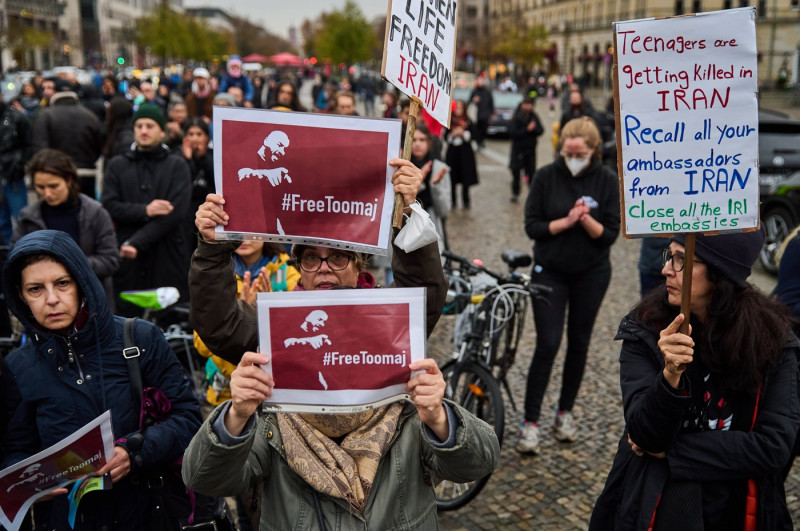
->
[257,288,426,412]
[0,411,114,531]
[614,8,759,237]
[382,0,458,128]
[213,107,401,254]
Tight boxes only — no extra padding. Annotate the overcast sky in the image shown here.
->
[182,0,388,42]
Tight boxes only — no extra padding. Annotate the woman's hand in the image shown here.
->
[226,352,273,436]
[195,194,229,241]
[407,358,449,441]
[658,313,694,389]
[181,136,193,160]
[389,158,424,206]
[94,446,131,483]
[241,267,270,305]
[628,433,665,459]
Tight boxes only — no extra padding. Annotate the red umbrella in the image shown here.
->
[241,53,269,63]
[267,52,303,67]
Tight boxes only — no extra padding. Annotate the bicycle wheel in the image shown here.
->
[436,361,505,511]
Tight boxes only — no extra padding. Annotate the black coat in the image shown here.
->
[0,103,32,184]
[32,93,104,168]
[444,118,478,187]
[509,107,544,169]
[590,314,800,531]
[102,145,192,308]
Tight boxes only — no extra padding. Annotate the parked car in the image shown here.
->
[487,91,524,136]
[758,108,800,273]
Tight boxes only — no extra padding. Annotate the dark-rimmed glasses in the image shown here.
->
[661,248,703,273]
[298,253,351,273]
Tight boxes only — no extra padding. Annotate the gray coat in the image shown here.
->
[183,401,499,530]
[11,194,119,307]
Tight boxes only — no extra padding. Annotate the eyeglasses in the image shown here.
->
[298,253,351,272]
[661,248,703,273]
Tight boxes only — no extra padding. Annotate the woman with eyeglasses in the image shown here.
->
[590,228,800,530]
[517,116,621,455]
[181,159,499,529]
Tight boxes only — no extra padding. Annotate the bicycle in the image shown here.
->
[434,249,550,511]
[120,287,207,403]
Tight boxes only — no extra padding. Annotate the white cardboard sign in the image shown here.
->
[614,8,759,237]
[382,0,458,128]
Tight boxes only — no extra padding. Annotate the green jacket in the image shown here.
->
[182,401,500,530]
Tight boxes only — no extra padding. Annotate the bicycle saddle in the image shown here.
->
[501,250,532,269]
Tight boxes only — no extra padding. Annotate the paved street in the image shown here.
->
[424,94,799,529]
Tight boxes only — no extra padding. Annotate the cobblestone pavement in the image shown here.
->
[427,102,800,529]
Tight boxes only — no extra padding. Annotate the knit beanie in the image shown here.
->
[213,93,239,107]
[228,55,243,78]
[132,103,166,131]
[672,227,765,287]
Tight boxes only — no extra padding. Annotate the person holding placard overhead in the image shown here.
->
[590,228,800,530]
[517,116,620,454]
[182,159,499,529]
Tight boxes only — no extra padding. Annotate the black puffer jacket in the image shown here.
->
[590,313,800,531]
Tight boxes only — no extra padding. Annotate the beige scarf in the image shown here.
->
[276,403,404,514]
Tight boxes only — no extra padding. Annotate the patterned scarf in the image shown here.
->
[276,402,404,514]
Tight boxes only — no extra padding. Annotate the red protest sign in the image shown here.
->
[0,411,114,531]
[257,288,426,412]
[213,107,401,254]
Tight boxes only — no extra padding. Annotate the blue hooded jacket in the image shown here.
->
[1,230,201,530]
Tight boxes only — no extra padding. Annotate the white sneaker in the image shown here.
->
[515,421,540,454]
[554,410,578,442]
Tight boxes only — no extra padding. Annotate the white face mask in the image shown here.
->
[565,157,590,176]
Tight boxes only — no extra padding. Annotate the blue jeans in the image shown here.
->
[0,179,28,244]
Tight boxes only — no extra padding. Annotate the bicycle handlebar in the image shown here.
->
[441,250,552,300]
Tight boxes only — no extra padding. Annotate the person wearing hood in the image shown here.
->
[0,230,202,530]
[590,229,800,530]
[517,116,620,455]
[182,157,499,528]
[219,56,254,107]
[32,88,104,199]
[101,103,192,317]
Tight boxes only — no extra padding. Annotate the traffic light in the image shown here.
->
[117,56,125,65]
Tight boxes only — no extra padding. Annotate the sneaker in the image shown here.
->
[515,421,540,454]
[554,410,578,442]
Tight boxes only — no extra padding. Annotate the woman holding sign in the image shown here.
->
[518,116,620,454]
[183,158,500,529]
[590,229,800,530]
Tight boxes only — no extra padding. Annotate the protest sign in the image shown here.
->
[0,411,114,531]
[213,107,401,254]
[614,8,759,238]
[257,288,426,412]
[382,0,458,128]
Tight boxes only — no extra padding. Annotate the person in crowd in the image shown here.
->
[268,81,305,112]
[185,68,216,124]
[100,76,118,104]
[0,91,32,244]
[39,78,57,109]
[517,116,620,454]
[12,148,119,308]
[508,95,544,203]
[219,56,254,107]
[181,154,498,528]
[410,122,448,251]
[0,230,202,530]
[33,87,104,199]
[382,90,399,119]
[102,103,191,316]
[251,75,268,108]
[227,86,245,107]
[212,92,238,107]
[101,96,134,160]
[333,91,358,116]
[316,80,338,112]
[590,229,800,530]
[498,75,518,93]
[139,80,166,114]
[176,67,195,101]
[444,100,479,209]
[18,82,40,117]
[165,101,188,150]
[560,90,595,132]
[177,117,214,249]
[469,75,494,150]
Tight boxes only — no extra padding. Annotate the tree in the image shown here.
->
[491,25,549,68]
[135,5,230,64]
[313,1,376,66]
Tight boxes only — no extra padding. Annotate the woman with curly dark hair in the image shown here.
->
[590,229,800,531]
